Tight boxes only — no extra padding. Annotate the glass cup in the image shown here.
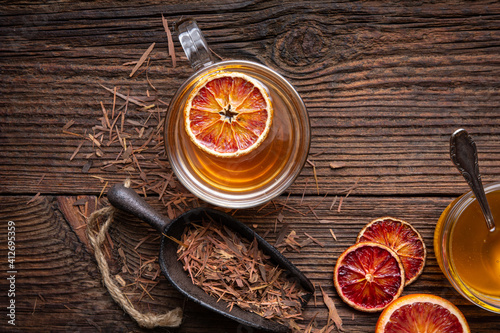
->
[164,20,310,209]
[434,181,500,313]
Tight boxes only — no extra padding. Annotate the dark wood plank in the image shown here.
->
[1,195,499,332]
[0,196,137,332]
[1,0,500,196]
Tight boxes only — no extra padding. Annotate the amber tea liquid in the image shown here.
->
[165,60,310,207]
[183,83,294,192]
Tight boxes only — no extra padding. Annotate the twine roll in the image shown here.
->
[86,205,183,329]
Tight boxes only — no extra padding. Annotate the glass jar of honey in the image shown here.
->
[434,181,500,313]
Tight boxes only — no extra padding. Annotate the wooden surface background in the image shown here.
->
[1,0,500,332]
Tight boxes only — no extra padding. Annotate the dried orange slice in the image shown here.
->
[334,242,405,312]
[184,72,273,158]
[357,217,426,286]
[375,294,470,333]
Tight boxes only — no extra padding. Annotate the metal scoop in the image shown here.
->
[450,129,496,232]
[107,183,314,332]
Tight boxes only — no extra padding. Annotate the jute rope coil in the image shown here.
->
[86,205,183,329]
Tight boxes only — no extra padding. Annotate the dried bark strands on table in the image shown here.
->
[129,43,156,78]
[64,81,197,211]
[161,14,177,68]
[177,219,310,328]
[256,192,339,254]
[115,244,163,305]
[319,285,343,332]
[89,208,174,315]
[60,21,193,211]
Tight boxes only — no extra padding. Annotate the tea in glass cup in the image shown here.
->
[164,20,310,209]
[434,181,500,313]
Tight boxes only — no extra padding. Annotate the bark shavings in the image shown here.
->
[161,14,177,68]
[26,192,41,205]
[329,229,337,241]
[36,174,46,185]
[319,285,343,332]
[306,159,320,195]
[177,218,310,328]
[108,233,164,311]
[129,43,156,78]
[329,162,345,170]
[64,19,196,212]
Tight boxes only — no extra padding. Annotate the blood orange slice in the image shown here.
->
[184,72,273,158]
[357,217,426,286]
[375,294,470,333]
[334,242,405,312]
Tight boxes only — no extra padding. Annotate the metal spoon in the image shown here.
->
[107,183,314,332]
[450,129,496,232]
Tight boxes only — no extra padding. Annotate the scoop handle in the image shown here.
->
[107,183,170,233]
[450,129,495,231]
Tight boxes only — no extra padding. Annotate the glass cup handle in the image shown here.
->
[176,20,214,71]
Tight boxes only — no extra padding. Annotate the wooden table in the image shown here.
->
[1,1,500,332]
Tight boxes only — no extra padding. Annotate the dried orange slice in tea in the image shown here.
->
[356,217,426,286]
[184,72,273,158]
[375,294,470,333]
[334,242,405,312]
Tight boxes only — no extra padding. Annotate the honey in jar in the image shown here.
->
[435,182,500,312]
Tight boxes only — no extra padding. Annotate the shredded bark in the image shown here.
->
[62,119,75,130]
[99,84,149,107]
[276,230,303,253]
[69,74,197,212]
[177,219,309,328]
[63,130,85,138]
[337,197,344,213]
[300,179,309,205]
[343,178,360,199]
[130,43,156,77]
[304,232,324,247]
[115,274,127,287]
[329,162,345,170]
[306,159,320,195]
[161,15,176,67]
[329,229,337,241]
[320,286,343,332]
[26,192,41,205]
[32,297,37,315]
[209,47,225,61]
[36,174,46,185]
[329,195,338,211]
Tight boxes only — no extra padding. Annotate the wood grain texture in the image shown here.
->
[1,0,500,196]
[1,0,500,332]
[1,195,499,332]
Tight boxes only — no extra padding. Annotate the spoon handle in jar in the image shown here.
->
[450,129,495,231]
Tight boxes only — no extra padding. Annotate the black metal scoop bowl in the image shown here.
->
[107,184,314,332]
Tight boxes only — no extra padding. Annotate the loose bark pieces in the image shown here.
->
[130,43,156,77]
[329,229,337,241]
[307,159,320,195]
[26,192,41,205]
[177,219,309,327]
[320,286,343,332]
[67,62,197,211]
[161,15,176,67]
[329,162,345,170]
